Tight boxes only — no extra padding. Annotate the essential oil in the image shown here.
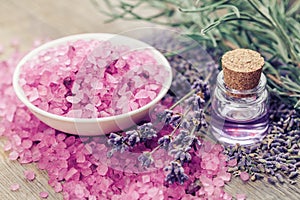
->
[211,49,269,145]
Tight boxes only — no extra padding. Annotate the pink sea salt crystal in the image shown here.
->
[10,183,20,191]
[227,158,237,167]
[4,141,12,151]
[65,167,78,181]
[96,164,108,176]
[115,58,126,68]
[218,171,231,182]
[22,139,33,149]
[142,175,150,184]
[147,187,159,198]
[54,182,63,193]
[24,170,35,181]
[39,191,49,199]
[204,185,215,196]
[12,134,22,146]
[200,175,213,187]
[240,171,250,182]
[135,89,149,99]
[213,177,225,187]
[9,151,19,160]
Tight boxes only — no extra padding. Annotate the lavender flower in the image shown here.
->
[164,161,189,185]
[174,149,192,163]
[156,109,173,124]
[191,79,210,100]
[158,135,172,149]
[185,94,205,111]
[107,133,129,157]
[124,130,140,146]
[169,114,182,127]
[138,152,154,168]
[137,122,157,141]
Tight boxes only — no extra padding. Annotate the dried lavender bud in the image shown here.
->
[185,94,205,111]
[107,133,129,155]
[191,79,210,100]
[158,135,172,149]
[170,130,189,146]
[164,161,189,185]
[192,110,208,130]
[124,130,140,146]
[138,152,154,168]
[157,109,173,124]
[250,167,260,173]
[180,117,193,130]
[275,173,285,184]
[250,175,256,181]
[267,177,277,185]
[289,171,298,179]
[169,114,182,127]
[137,123,157,141]
[228,167,238,173]
[252,173,264,180]
[174,150,192,164]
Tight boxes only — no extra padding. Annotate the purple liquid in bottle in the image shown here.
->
[211,71,269,145]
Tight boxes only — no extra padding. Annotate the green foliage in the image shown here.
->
[94,0,300,109]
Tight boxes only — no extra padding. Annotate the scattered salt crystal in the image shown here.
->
[142,175,150,183]
[240,171,250,182]
[9,151,19,160]
[147,187,159,198]
[227,158,237,167]
[115,58,126,68]
[135,89,148,99]
[213,177,225,187]
[4,142,12,151]
[24,170,35,181]
[39,191,49,199]
[96,164,108,176]
[66,96,81,104]
[219,171,231,182]
[65,167,78,181]
[22,139,33,149]
[10,183,20,191]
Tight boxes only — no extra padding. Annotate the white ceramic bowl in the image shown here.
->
[13,33,172,136]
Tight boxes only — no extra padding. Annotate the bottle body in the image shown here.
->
[211,71,269,145]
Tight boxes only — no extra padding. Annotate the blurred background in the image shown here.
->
[0,0,154,51]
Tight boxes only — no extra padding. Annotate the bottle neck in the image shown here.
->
[216,70,267,99]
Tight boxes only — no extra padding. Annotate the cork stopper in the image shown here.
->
[221,49,264,91]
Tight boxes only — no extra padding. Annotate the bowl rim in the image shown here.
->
[13,33,172,123]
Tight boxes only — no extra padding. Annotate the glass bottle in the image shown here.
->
[211,71,269,145]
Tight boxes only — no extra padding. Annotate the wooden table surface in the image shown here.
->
[0,1,299,199]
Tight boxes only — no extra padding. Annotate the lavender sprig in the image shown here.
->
[107,76,209,185]
[107,122,157,157]
[164,161,189,185]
